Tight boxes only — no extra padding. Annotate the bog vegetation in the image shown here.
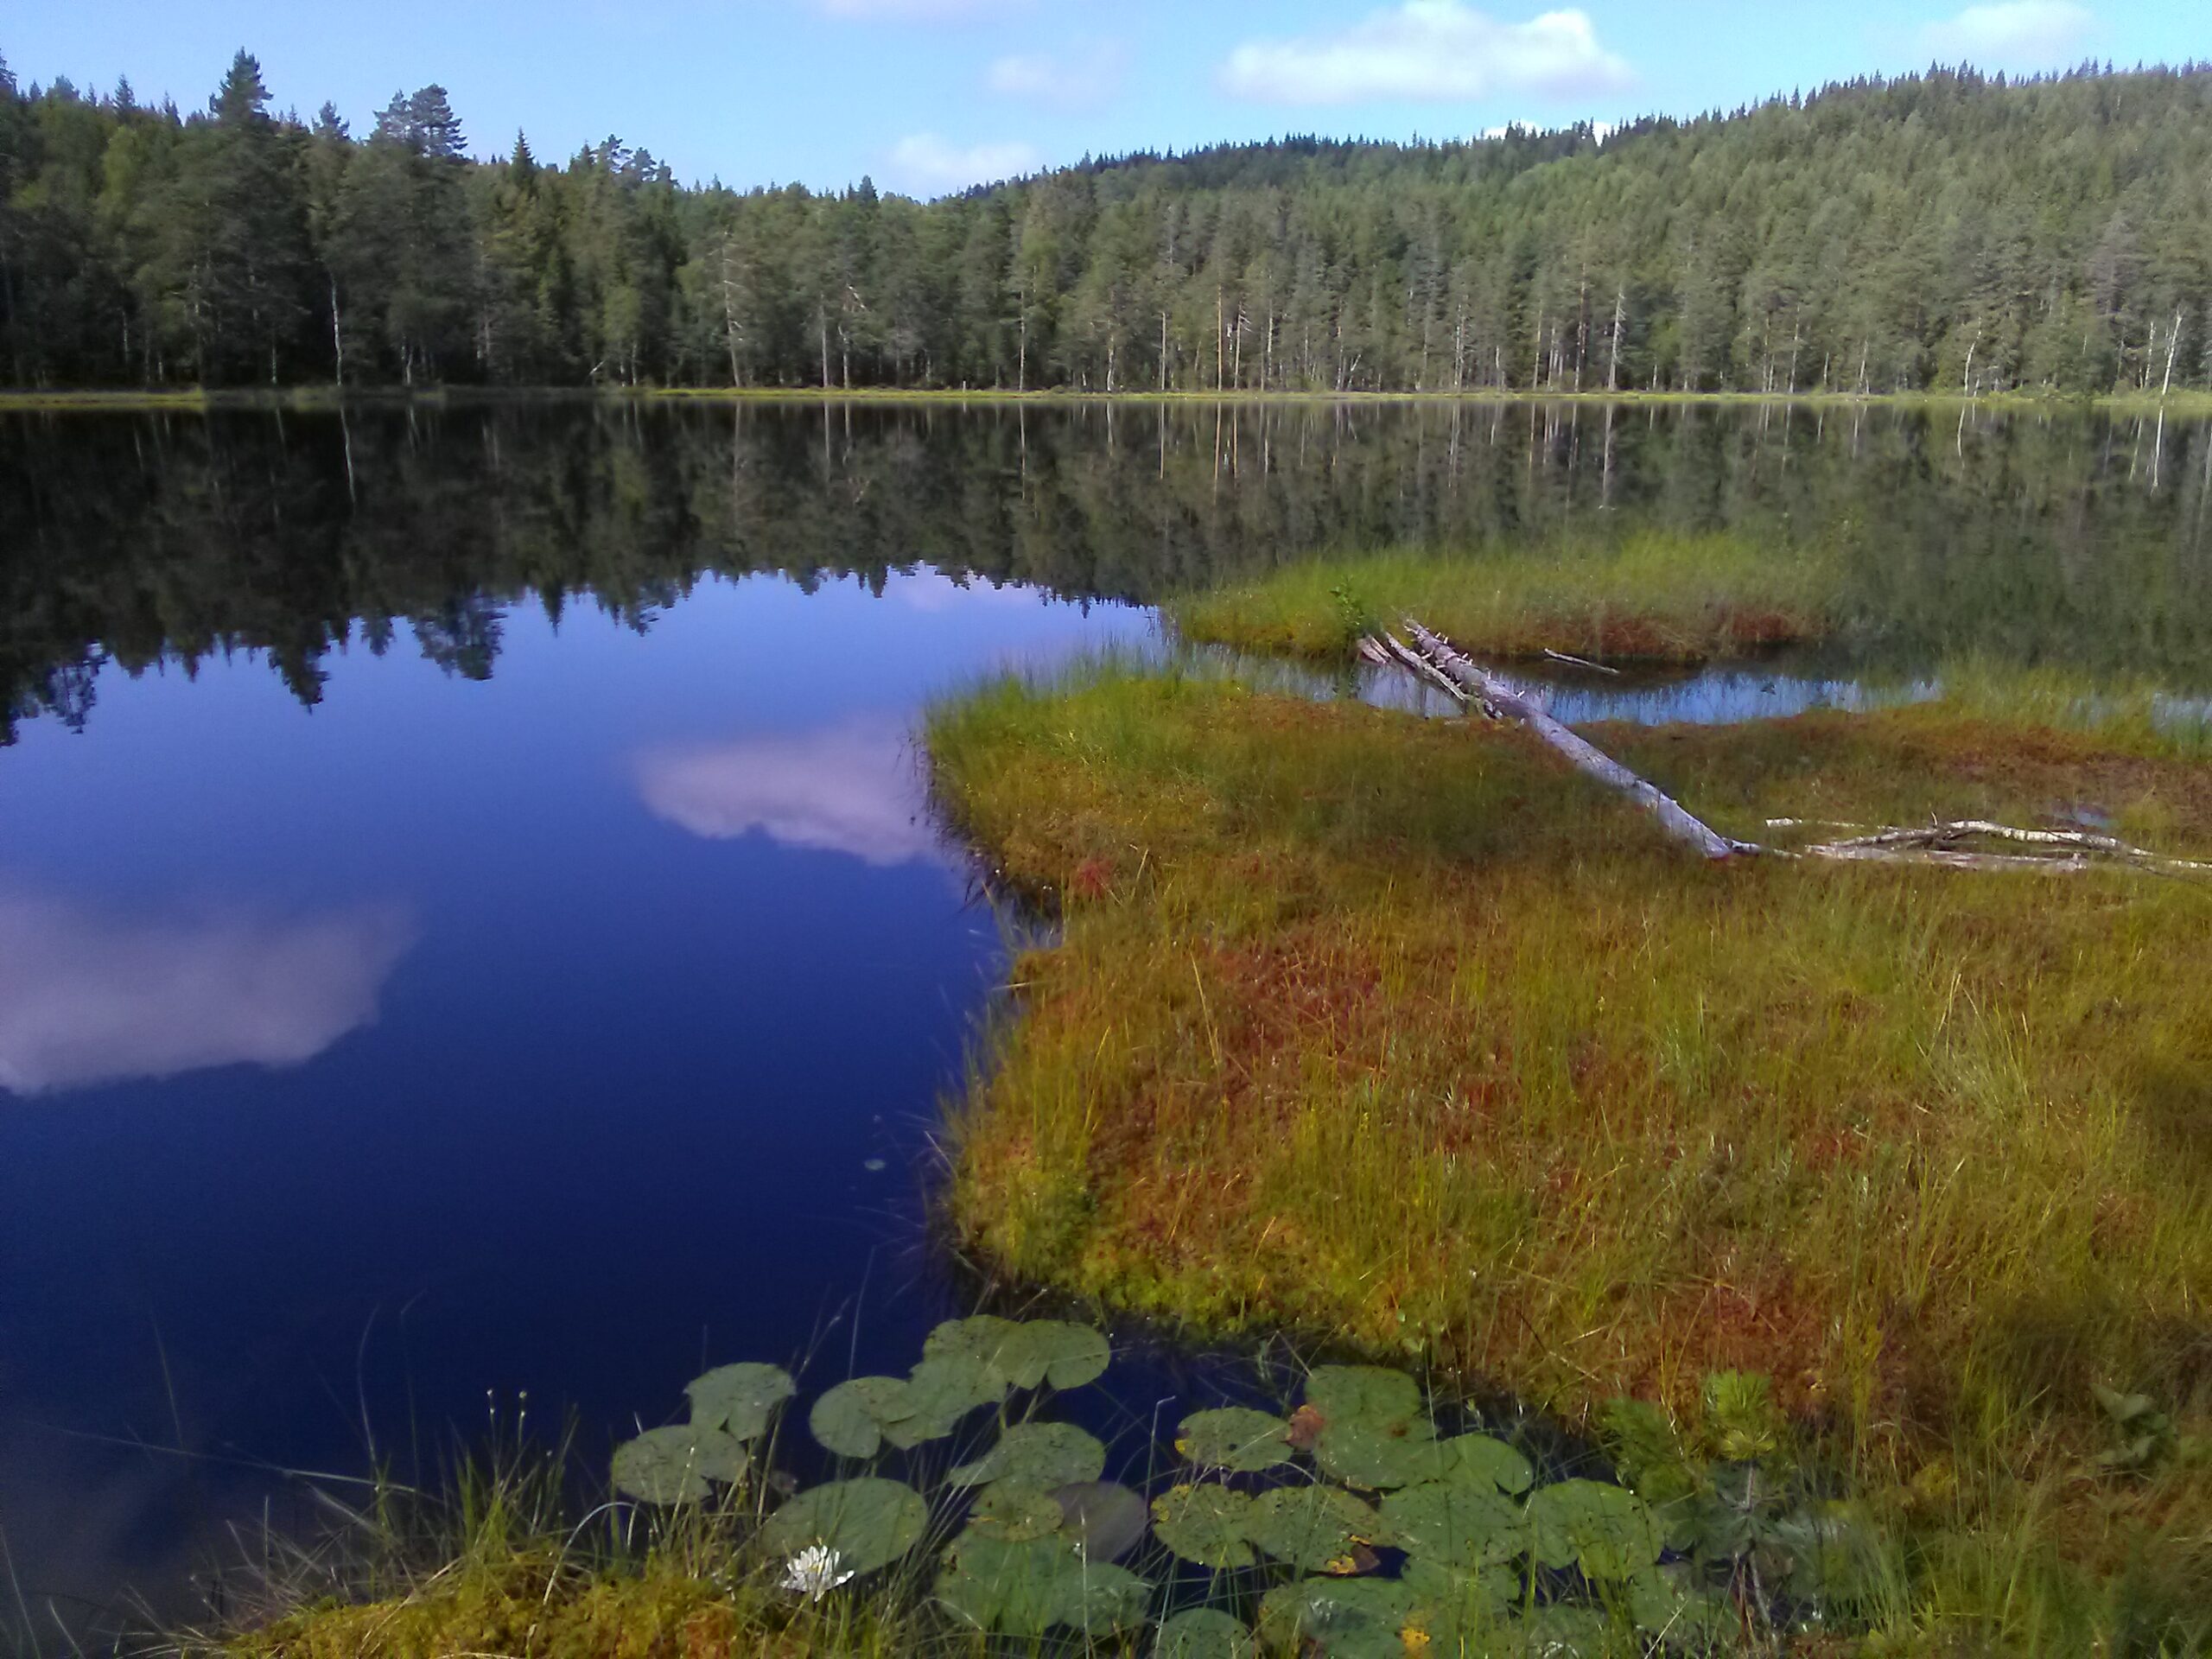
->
[1172,535,1834,664]
[225,1320,1910,1658]
[923,626,2212,1648]
[4,53,2212,396]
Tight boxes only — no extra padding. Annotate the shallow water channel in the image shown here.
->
[3,397,2208,1636]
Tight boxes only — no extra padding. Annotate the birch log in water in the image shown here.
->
[1362,625,2209,879]
[1395,620,1757,861]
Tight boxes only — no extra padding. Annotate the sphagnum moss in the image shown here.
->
[925,666,2212,1645]
[1169,533,1834,664]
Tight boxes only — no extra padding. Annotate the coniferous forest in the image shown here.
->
[3,49,2211,397]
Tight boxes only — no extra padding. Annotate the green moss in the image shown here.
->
[1170,534,1833,663]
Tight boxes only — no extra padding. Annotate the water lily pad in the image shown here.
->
[1176,1406,1294,1472]
[937,1532,1149,1636]
[903,1351,1004,1420]
[1303,1364,1423,1430]
[949,1421,1107,1490]
[1382,1478,1525,1569]
[683,1362,796,1440]
[1020,1320,1113,1389]
[967,1480,1065,1542]
[1256,1577,1420,1659]
[759,1477,928,1575]
[1313,1417,1443,1489]
[1053,1480,1149,1561]
[925,1314,1028,1380]
[937,1535,1074,1636]
[1154,1606,1256,1659]
[1399,1554,1518,1611]
[611,1424,749,1505]
[1525,1479,1661,1580]
[1152,1483,1259,1568]
[1245,1484,1388,1572]
[1436,1433,1535,1497]
[807,1356,995,1453]
[924,1316,1112,1393]
[810,1376,911,1459]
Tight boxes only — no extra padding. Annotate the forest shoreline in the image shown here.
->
[7,385,2211,416]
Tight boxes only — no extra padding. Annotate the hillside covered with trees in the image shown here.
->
[2,50,2209,397]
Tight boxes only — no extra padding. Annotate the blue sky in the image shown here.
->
[5,2,2202,197]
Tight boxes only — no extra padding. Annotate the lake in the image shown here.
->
[3,397,2208,1638]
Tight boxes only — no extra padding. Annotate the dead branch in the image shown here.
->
[1394,621,1756,861]
[1360,630,2209,881]
[1789,818,2212,877]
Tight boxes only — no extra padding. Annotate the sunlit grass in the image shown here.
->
[1170,533,1834,664]
[925,664,2212,1649]
[188,1418,926,1659]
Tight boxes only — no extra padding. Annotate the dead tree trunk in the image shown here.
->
[1396,621,1754,861]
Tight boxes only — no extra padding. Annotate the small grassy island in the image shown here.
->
[1172,536,1832,665]
[920,552,2212,1649]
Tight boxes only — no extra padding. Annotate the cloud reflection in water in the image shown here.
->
[0,887,418,1096]
[634,716,947,868]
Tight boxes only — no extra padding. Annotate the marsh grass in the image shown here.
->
[1170,535,1834,664]
[176,1422,942,1659]
[925,664,2212,1649]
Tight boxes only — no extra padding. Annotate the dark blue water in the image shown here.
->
[0,563,1144,1628]
[3,397,2209,1640]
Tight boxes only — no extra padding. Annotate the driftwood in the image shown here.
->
[1785,818,2212,877]
[1359,623,2209,880]
[1392,620,1755,861]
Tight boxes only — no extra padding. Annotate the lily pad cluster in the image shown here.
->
[810,1316,1109,1459]
[611,1316,1128,1611]
[1154,1365,1751,1651]
[609,1328,1887,1653]
[611,1361,794,1505]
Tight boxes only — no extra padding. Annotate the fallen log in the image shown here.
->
[1363,624,2209,880]
[1393,620,1758,861]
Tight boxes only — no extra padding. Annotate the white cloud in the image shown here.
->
[886,567,1039,613]
[0,888,416,1096]
[635,716,947,868]
[885,132,1042,197]
[1920,2,2095,67]
[1219,3,1632,105]
[987,41,1128,108]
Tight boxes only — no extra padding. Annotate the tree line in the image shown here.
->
[10,398,2209,741]
[3,50,2210,396]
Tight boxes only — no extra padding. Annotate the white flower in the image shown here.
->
[780,1544,855,1602]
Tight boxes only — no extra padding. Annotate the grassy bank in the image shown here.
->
[1171,537,1834,664]
[926,667,2212,1644]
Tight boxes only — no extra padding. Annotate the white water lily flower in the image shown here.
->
[781,1544,856,1601]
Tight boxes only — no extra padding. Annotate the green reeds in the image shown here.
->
[1169,534,1834,664]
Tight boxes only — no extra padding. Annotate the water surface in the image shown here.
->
[3,397,2209,1639]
